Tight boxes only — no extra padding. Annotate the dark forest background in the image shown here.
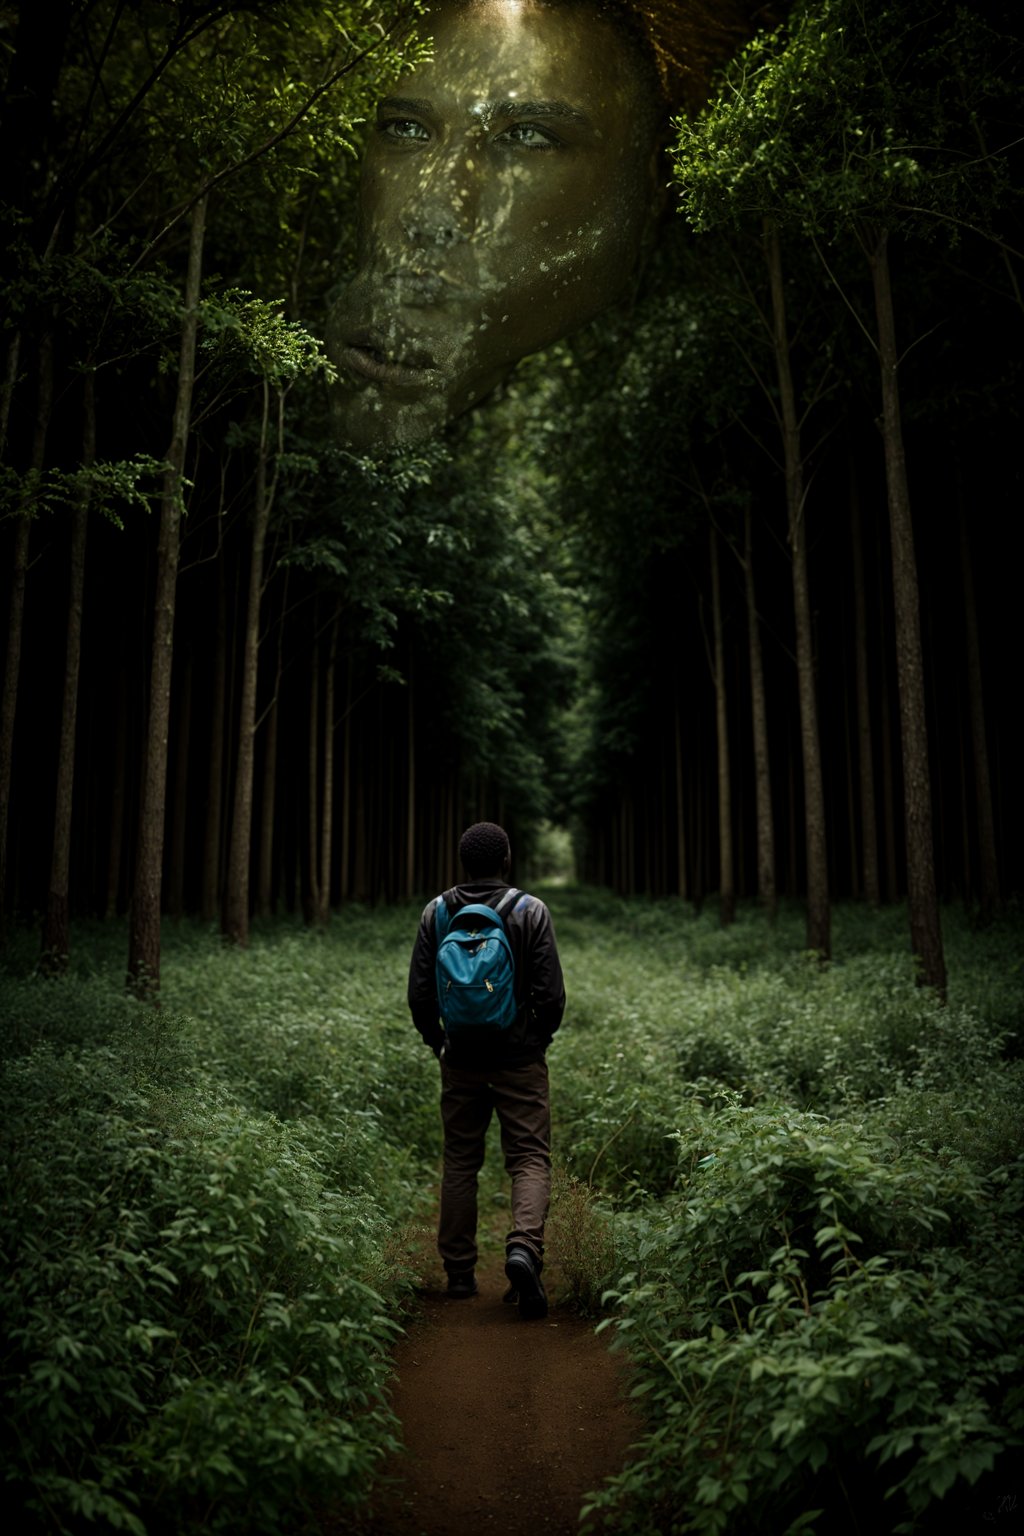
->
[1,0,1021,998]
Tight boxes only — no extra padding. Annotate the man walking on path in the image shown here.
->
[407,822,565,1319]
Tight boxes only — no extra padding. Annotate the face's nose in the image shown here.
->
[392,134,488,251]
[400,211,465,248]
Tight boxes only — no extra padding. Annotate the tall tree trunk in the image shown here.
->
[340,655,353,904]
[317,615,338,926]
[850,480,880,905]
[618,794,628,895]
[256,688,279,919]
[926,613,947,902]
[673,701,689,900]
[127,194,207,997]
[787,722,798,897]
[766,220,830,957]
[0,327,52,941]
[868,226,946,997]
[201,560,227,922]
[352,750,365,898]
[880,653,898,903]
[256,572,287,920]
[959,503,999,921]
[957,688,972,907]
[166,650,192,920]
[709,523,735,926]
[106,668,128,918]
[843,674,859,900]
[0,330,21,460]
[223,380,279,946]
[659,747,670,896]
[42,372,96,968]
[744,503,776,918]
[305,626,320,923]
[693,754,705,911]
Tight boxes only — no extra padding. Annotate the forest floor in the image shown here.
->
[338,1178,642,1536]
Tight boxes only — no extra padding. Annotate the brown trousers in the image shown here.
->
[437,1057,551,1275]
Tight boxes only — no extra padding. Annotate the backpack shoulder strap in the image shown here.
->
[434,890,455,943]
[435,886,521,943]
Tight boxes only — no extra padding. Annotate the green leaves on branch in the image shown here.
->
[50,0,429,216]
[671,0,1020,245]
[0,915,435,1534]
[552,898,1024,1535]
[590,1098,1022,1534]
[201,289,337,383]
[0,456,168,529]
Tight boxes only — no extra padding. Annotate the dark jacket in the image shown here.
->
[407,877,565,1068]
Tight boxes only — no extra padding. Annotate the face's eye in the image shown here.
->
[494,121,561,150]
[378,117,431,143]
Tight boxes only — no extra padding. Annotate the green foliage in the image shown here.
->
[200,291,338,384]
[415,427,580,821]
[0,457,168,530]
[671,0,1019,244]
[0,909,436,1534]
[554,898,1024,1196]
[1,1034,403,1531]
[547,1166,619,1316]
[159,911,441,1171]
[541,892,1024,1534]
[2,895,1021,1532]
[586,1108,1022,1535]
[275,435,459,674]
[275,412,581,832]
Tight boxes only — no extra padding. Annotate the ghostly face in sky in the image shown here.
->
[327,0,661,451]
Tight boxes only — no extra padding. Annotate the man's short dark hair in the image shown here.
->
[459,822,510,878]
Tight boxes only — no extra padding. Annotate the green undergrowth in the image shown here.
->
[547,892,1024,1536]
[2,893,1022,1534]
[0,910,435,1534]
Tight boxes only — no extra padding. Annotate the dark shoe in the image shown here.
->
[446,1271,478,1299]
[504,1245,548,1320]
[502,1285,519,1304]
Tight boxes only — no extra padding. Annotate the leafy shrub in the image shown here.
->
[158,917,441,1167]
[546,1165,619,1314]
[0,907,446,1535]
[585,1101,1024,1535]
[0,1027,406,1533]
[0,966,138,1058]
[553,897,1023,1197]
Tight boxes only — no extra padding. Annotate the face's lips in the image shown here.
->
[338,341,445,392]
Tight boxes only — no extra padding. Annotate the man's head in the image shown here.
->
[459,820,512,877]
[327,0,666,452]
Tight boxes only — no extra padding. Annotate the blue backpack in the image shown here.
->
[434,888,521,1036]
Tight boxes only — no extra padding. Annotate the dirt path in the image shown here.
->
[345,1212,642,1536]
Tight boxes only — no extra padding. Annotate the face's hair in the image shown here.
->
[568,0,667,135]
[459,821,511,877]
[493,0,783,117]
[438,0,664,116]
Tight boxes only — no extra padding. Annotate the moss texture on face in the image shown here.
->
[327,0,662,450]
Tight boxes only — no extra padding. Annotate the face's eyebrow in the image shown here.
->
[376,94,595,129]
[486,99,593,127]
[376,96,435,116]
